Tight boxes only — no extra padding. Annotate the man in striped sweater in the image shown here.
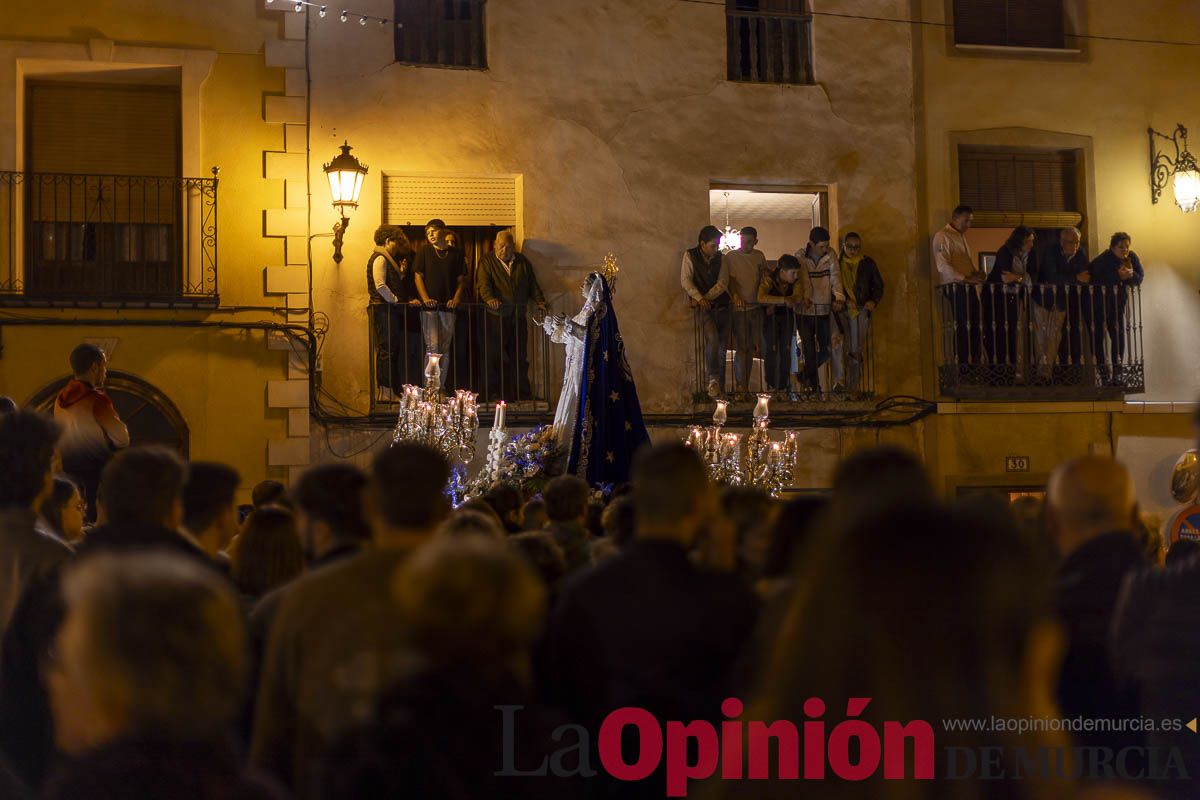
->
[53,344,130,522]
[794,227,845,393]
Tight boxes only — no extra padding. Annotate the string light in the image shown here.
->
[265,0,399,28]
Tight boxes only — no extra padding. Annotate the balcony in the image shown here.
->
[936,283,1144,400]
[368,301,558,413]
[692,304,876,404]
[0,171,218,307]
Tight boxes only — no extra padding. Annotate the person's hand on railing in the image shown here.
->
[832,300,846,312]
[1118,262,1135,282]
[408,299,423,306]
[803,298,815,311]
[732,296,745,310]
[965,271,986,284]
[1075,270,1091,284]
[864,300,877,312]
[447,297,460,309]
[1001,271,1024,284]
[486,298,501,309]
[696,297,712,311]
[423,298,438,308]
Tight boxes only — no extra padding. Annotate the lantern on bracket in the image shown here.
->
[323,140,369,263]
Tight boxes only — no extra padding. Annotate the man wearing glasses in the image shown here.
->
[832,232,884,393]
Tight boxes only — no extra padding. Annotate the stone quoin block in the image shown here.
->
[267,379,309,409]
[265,95,306,125]
[264,39,305,69]
[265,151,306,181]
[266,265,308,295]
[265,208,308,237]
[268,437,311,467]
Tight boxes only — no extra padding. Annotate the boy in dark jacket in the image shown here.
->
[832,232,883,393]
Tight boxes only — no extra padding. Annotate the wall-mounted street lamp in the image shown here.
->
[1150,124,1200,213]
[323,140,368,263]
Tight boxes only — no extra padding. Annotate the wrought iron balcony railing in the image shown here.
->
[692,303,876,402]
[368,301,559,412]
[937,282,1144,399]
[0,170,218,306]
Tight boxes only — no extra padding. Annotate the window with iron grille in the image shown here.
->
[952,0,1066,49]
[394,0,487,69]
[726,0,814,85]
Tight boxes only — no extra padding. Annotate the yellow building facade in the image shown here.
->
[0,1,1194,512]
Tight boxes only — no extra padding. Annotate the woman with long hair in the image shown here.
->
[984,225,1036,381]
[231,506,303,602]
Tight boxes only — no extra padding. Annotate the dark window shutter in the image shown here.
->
[959,147,1077,213]
[726,0,813,85]
[394,0,487,69]
[953,0,1065,49]
[953,0,1007,45]
[28,82,179,177]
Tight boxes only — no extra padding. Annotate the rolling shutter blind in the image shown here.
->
[28,82,180,176]
[27,83,180,224]
[382,174,517,227]
[953,0,1065,49]
[959,148,1078,212]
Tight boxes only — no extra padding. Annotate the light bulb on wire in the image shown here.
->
[294,2,303,11]
[339,9,347,21]
[359,15,367,25]
[318,4,326,16]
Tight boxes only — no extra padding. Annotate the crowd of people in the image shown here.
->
[934,205,1146,385]
[1,365,1198,798]
[368,220,548,402]
[683,224,885,399]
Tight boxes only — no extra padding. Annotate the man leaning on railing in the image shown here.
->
[723,226,766,395]
[932,205,986,374]
[475,229,548,401]
[833,231,884,394]
[367,224,423,400]
[1087,232,1144,386]
[681,225,732,400]
[414,219,468,388]
[1035,227,1088,379]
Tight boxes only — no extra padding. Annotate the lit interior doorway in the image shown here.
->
[708,187,828,264]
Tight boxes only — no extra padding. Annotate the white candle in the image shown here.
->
[494,401,506,430]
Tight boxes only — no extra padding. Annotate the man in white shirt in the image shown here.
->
[723,227,766,394]
[931,205,985,370]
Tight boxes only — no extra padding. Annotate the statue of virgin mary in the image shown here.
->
[542,272,649,486]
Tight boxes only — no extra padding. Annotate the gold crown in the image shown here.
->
[602,252,619,294]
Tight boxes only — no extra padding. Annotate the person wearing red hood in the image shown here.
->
[53,344,129,522]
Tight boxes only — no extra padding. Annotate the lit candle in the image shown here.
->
[494,400,506,430]
[769,442,782,465]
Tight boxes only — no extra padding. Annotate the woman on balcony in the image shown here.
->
[984,226,1035,383]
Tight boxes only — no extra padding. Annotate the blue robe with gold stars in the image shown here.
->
[567,275,650,488]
